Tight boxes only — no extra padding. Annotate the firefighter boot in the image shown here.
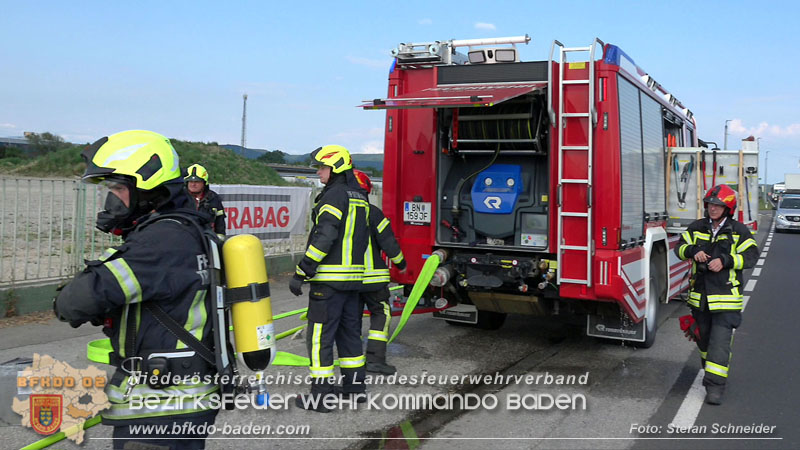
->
[705,384,724,405]
[366,340,396,374]
[366,361,397,375]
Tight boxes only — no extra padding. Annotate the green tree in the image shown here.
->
[256,150,287,164]
[25,132,67,156]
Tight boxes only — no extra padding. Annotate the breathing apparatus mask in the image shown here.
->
[94,177,140,234]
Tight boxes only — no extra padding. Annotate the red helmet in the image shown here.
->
[703,184,737,214]
[353,169,372,194]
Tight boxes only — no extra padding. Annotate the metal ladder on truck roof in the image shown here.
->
[547,38,604,287]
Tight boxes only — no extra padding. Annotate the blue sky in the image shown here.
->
[1,0,798,182]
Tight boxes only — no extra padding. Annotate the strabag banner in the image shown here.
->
[211,184,312,240]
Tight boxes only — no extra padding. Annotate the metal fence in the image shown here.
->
[1,177,121,288]
[0,177,383,288]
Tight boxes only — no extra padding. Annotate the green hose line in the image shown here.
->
[272,256,439,363]
[275,324,306,341]
[272,307,308,320]
[272,350,311,366]
[21,415,102,450]
[229,307,308,331]
[388,253,440,343]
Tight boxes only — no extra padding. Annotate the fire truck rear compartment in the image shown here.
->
[437,94,550,249]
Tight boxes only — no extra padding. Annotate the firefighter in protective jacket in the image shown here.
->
[290,145,371,412]
[185,163,226,235]
[53,130,219,449]
[353,169,406,375]
[675,184,758,405]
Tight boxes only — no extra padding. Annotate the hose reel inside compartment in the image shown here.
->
[442,93,548,155]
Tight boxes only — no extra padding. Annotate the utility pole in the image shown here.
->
[765,150,770,203]
[724,119,731,150]
[241,94,248,149]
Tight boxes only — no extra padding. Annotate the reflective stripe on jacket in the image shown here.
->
[297,173,370,291]
[675,217,758,311]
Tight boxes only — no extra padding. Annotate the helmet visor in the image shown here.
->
[703,197,726,206]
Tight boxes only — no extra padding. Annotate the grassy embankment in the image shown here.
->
[0,139,287,186]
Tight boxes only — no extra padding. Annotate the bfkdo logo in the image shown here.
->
[12,354,110,444]
[30,394,62,435]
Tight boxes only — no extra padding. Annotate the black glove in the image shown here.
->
[289,275,304,296]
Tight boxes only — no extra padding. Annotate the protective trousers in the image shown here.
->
[306,284,366,395]
[360,287,391,363]
[692,305,742,387]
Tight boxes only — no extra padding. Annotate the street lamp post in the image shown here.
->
[724,119,732,150]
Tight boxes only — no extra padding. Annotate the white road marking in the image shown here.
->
[752,268,762,277]
[757,259,765,266]
[670,370,707,431]
[744,279,757,292]
[743,295,750,311]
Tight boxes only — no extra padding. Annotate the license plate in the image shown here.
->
[433,304,478,324]
[403,202,431,224]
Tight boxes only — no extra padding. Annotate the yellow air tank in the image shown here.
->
[222,234,275,371]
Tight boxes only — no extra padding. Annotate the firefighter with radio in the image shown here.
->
[290,145,371,412]
[352,169,406,375]
[185,163,226,236]
[53,130,220,449]
[675,184,758,405]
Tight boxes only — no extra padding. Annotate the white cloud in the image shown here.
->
[418,18,432,25]
[358,140,383,154]
[346,55,389,70]
[0,123,17,129]
[475,22,496,31]
[729,119,800,137]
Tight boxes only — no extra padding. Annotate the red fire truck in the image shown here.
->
[361,36,696,347]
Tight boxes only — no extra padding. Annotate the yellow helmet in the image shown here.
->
[81,130,181,190]
[311,145,353,174]
[185,163,209,184]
